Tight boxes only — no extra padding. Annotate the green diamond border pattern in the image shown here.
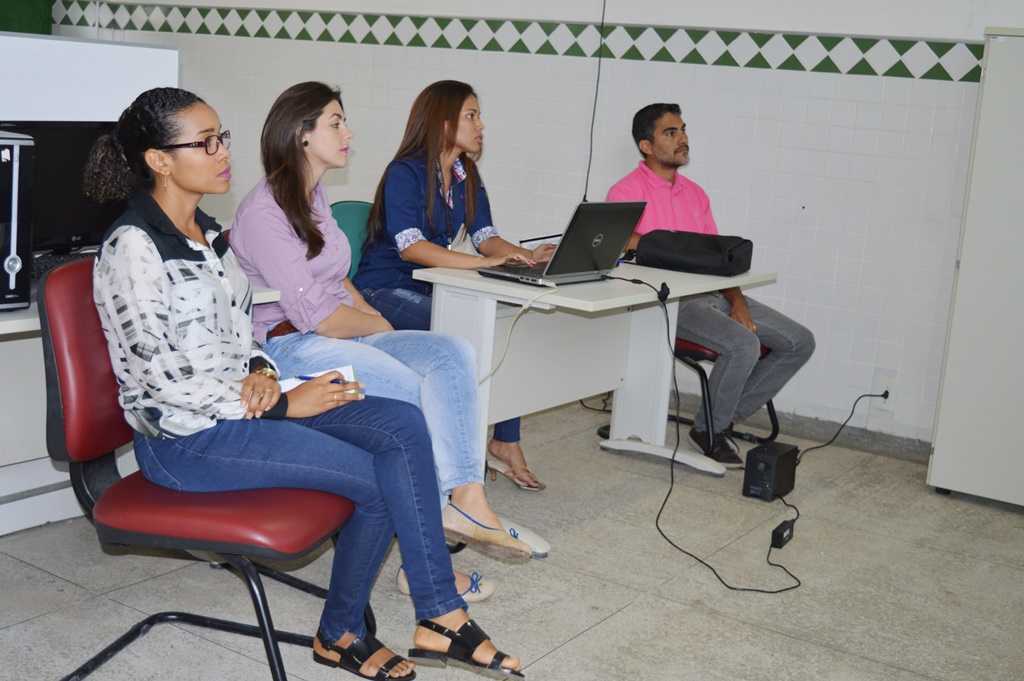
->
[52,2,983,82]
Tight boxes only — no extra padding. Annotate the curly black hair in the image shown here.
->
[82,87,205,203]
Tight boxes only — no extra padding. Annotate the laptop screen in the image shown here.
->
[543,201,646,276]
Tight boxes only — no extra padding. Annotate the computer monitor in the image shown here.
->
[0,121,124,254]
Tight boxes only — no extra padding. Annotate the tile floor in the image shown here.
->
[2,402,1022,681]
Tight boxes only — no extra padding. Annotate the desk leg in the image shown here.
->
[431,284,497,456]
[600,301,726,477]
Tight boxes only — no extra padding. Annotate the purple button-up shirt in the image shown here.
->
[230,178,354,344]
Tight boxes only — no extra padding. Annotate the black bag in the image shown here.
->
[633,230,753,277]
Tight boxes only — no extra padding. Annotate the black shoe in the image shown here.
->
[687,427,743,469]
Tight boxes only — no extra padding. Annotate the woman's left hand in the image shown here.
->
[531,243,557,262]
[353,297,382,317]
[239,373,281,418]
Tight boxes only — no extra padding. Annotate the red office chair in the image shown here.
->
[672,338,779,453]
[38,257,357,681]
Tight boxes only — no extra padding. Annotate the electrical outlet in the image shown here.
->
[873,377,897,412]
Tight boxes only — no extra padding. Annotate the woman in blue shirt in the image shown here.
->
[355,80,553,491]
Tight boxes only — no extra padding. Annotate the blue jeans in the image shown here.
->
[263,329,481,505]
[362,287,521,442]
[675,292,815,434]
[132,396,464,640]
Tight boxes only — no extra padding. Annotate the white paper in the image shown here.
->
[279,364,356,392]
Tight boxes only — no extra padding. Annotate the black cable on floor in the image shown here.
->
[605,275,802,594]
[579,394,612,413]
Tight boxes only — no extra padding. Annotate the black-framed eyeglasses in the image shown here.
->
[161,131,231,155]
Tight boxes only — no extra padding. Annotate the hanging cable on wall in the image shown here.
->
[580,0,608,202]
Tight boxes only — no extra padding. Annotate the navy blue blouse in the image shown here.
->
[354,156,498,295]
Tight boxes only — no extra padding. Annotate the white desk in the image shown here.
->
[414,263,776,476]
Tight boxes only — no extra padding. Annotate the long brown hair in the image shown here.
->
[261,82,343,259]
[366,80,480,247]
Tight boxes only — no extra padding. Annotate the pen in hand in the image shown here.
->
[296,374,364,392]
[297,374,345,384]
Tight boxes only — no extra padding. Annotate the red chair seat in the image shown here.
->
[674,337,772,361]
[94,473,354,560]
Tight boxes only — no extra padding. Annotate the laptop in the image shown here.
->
[477,201,646,286]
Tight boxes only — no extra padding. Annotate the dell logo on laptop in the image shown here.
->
[592,234,604,247]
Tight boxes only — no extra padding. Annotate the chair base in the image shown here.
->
[61,610,312,681]
[65,553,310,681]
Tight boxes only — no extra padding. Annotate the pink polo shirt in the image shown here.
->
[605,161,718,236]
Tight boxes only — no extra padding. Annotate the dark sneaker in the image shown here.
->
[687,426,744,469]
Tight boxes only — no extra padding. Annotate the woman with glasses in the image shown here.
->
[84,87,524,681]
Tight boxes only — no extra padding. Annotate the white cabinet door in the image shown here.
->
[928,29,1024,505]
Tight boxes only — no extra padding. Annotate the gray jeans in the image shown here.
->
[675,292,815,434]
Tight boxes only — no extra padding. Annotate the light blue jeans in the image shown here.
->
[133,397,464,640]
[362,286,522,443]
[264,329,481,506]
[675,292,816,434]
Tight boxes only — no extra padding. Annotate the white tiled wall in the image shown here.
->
[58,25,977,443]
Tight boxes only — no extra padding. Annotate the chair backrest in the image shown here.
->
[38,257,133,465]
[330,200,371,279]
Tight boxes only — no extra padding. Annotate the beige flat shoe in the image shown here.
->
[486,456,546,491]
[397,565,496,603]
[441,504,532,562]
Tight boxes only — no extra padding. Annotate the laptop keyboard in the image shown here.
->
[495,262,547,277]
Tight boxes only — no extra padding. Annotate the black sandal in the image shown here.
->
[408,619,524,679]
[314,628,416,680]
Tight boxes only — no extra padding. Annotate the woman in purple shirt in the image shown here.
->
[230,83,533,600]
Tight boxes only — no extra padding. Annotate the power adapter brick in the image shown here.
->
[771,519,795,549]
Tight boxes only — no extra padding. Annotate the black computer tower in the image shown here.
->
[0,132,33,310]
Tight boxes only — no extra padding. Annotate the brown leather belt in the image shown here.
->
[266,319,300,340]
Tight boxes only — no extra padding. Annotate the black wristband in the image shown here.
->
[262,393,289,420]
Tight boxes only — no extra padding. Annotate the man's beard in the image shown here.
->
[655,146,688,168]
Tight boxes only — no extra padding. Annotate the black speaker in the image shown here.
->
[0,131,33,310]
[742,441,798,501]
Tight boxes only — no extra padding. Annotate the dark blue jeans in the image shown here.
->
[132,396,464,640]
[362,286,521,442]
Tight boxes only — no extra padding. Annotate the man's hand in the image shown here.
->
[722,287,757,334]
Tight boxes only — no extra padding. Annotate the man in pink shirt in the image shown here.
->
[607,103,815,468]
